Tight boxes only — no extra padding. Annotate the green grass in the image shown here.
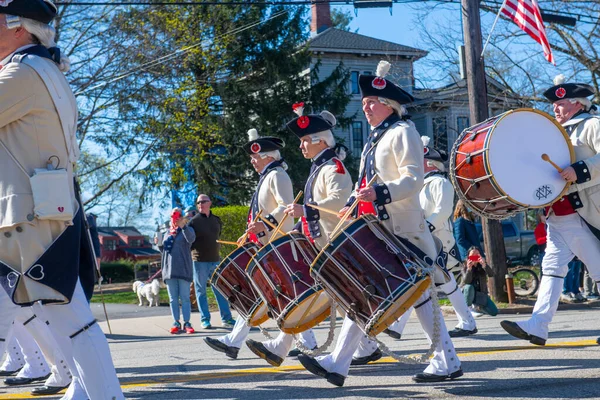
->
[91,287,218,310]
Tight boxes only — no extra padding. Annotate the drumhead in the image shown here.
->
[486,109,574,207]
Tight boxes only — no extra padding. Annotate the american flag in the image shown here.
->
[501,0,555,64]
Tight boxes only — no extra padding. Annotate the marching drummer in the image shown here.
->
[297,60,462,386]
[385,137,478,339]
[501,75,600,346]
[283,104,353,249]
[204,129,318,365]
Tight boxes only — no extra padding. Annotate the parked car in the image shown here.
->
[475,220,541,266]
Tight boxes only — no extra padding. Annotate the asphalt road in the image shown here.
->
[2,305,600,399]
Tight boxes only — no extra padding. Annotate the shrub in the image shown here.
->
[99,260,135,283]
[211,205,249,259]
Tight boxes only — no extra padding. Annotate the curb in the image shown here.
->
[441,300,600,316]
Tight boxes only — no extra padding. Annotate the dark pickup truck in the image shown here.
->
[475,220,541,266]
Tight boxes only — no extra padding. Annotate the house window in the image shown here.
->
[350,71,360,95]
[432,117,448,150]
[457,116,470,134]
[104,240,117,251]
[352,122,364,158]
[130,239,143,248]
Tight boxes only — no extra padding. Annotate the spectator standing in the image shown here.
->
[453,200,484,262]
[583,265,600,300]
[534,211,547,261]
[162,208,196,334]
[189,194,235,329]
[561,258,585,303]
[462,247,498,316]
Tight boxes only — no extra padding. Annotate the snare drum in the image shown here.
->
[246,232,331,334]
[311,215,432,337]
[210,243,269,326]
[450,108,575,219]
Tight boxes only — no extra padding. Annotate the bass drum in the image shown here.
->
[450,108,574,219]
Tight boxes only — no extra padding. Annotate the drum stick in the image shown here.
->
[331,176,378,237]
[268,191,303,243]
[305,203,342,217]
[541,154,563,173]
[240,210,263,245]
[257,215,278,230]
[217,240,238,246]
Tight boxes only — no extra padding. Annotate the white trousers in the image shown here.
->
[28,281,124,400]
[219,316,317,359]
[0,287,19,357]
[262,330,318,359]
[517,213,600,339]
[387,274,476,334]
[1,331,24,373]
[316,289,461,377]
[9,320,50,380]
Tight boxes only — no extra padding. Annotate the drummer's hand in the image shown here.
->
[357,187,376,202]
[560,166,577,182]
[285,203,304,218]
[237,235,246,245]
[247,221,267,234]
[338,206,350,218]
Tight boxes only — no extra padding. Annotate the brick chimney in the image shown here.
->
[311,3,332,35]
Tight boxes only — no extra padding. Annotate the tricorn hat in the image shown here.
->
[543,74,595,102]
[243,129,285,155]
[359,60,416,105]
[286,103,336,138]
[422,136,448,162]
[0,0,57,24]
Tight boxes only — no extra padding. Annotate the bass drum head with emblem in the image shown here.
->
[487,109,572,207]
[451,108,575,219]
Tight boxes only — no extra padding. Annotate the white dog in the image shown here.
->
[133,279,161,307]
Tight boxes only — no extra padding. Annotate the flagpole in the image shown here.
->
[481,0,508,58]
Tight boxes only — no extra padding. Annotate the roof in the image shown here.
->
[308,28,427,59]
[97,226,144,237]
[123,248,161,257]
[411,76,527,108]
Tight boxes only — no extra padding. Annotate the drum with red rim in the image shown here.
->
[246,232,331,334]
[450,108,574,219]
[310,215,432,337]
[210,242,268,326]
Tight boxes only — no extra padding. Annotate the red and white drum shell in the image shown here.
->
[210,242,269,327]
[246,232,331,334]
[450,108,575,219]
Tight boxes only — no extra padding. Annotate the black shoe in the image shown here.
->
[204,337,239,359]
[4,373,51,386]
[448,327,478,338]
[500,320,546,346]
[597,337,600,345]
[288,346,317,357]
[30,384,70,396]
[384,329,402,340]
[351,348,383,366]
[0,368,21,377]
[298,354,345,387]
[246,339,284,367]
[412,368,463,383]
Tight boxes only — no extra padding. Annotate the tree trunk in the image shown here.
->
[461,0,508,302]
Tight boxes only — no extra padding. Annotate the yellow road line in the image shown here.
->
[1,339,597,399]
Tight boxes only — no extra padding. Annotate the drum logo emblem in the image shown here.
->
[534,185,553,201]
[555,87,566,99]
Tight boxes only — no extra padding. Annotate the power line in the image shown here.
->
[75,9,290,95]
[55,0,600,25]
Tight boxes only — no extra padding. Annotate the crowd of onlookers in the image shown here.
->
[157,195,236,335]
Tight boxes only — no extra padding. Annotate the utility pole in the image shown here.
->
[460,0,508,302]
